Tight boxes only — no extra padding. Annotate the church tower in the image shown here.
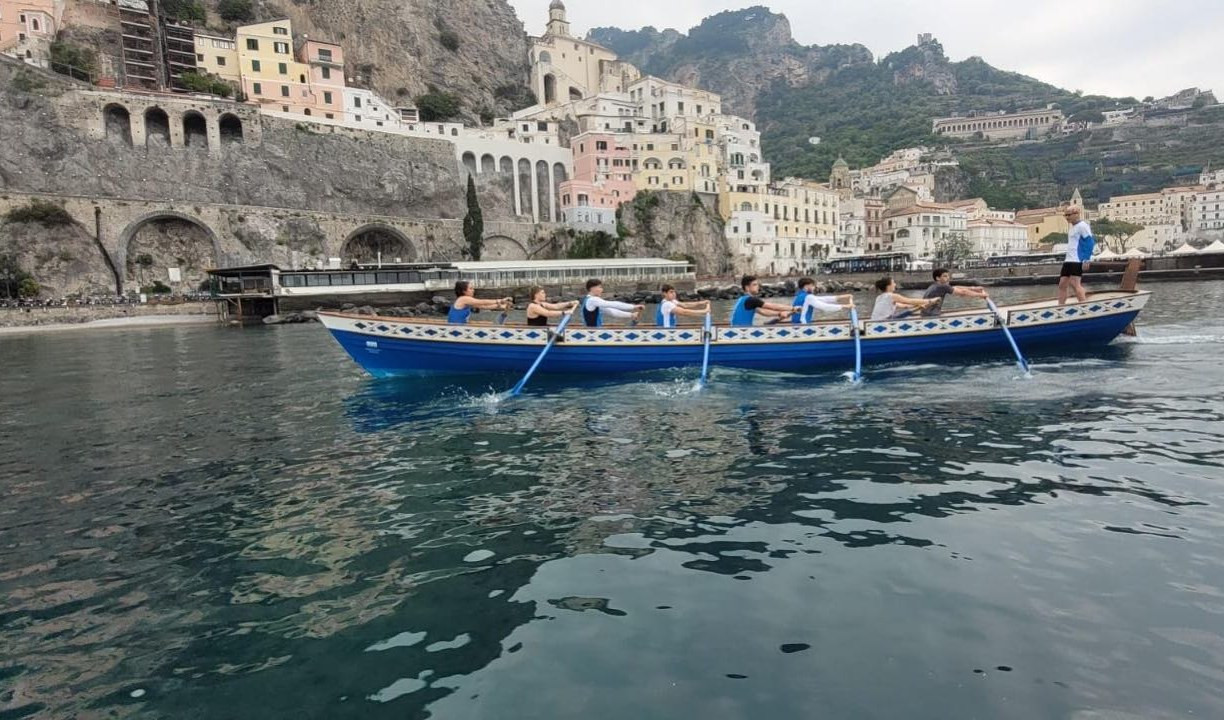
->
[546,0,571,38]
[830,156,851,194]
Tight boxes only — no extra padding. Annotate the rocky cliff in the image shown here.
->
[615,192,733,275]
[589,8,872,120]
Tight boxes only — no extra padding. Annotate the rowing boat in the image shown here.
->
[316,290,1151,378]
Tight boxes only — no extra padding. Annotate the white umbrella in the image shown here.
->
[1200,240,1224,254]
[1121,247,1147,259]
[1095,248,1119,260]
[1169,243,1198,255]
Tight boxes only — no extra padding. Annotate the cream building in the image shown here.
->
[193,32,240,88]
[1194,189,1224,233]
[0,0,64,67]
[237,20,316,114]
[932,108,1065,140]
[884,204,969,259]
[967,219,1029,257]
[1099,192,1168,226]
[529,1,639,105]
[769,177,840,269]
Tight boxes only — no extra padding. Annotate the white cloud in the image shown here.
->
[508,0,1222,99]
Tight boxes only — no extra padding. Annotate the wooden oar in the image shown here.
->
[698,313,713,387]
[849,306,863,383]
[508,307,575,397]
[987,299,1030,374]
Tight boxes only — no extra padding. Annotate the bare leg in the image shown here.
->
[1071,276,1087,302]
[1057,276,1070,305]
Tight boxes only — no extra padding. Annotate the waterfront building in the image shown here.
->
[0,0,64,68]
[193,32,240,89]
[769,177,840,269]
[1100,192,1168,227]
[966,218,1029,257]
[301,38,344,120]
[883,204,968,259]
[1201,169,1224,187]
[529,1,639,105]
[932,107,1065,140]
[1194,188,1224,233]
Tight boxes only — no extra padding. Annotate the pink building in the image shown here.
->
[0,0,64,67]
[298,39,344,117]
[560,132,636,230]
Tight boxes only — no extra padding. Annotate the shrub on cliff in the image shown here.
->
[180,72,233,98]
[49,41,96,81]
[4,200,74,227]
[416,92,461,122]
[567,231,622,259]
[217,0,254,22]
[0,254,36,300]
[439,30,461,52]
[162,0,205,22]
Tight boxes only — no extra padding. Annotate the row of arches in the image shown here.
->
[541,73,584,105]
[937,115,1057,134]
[461,152,568,223]
[103,103,245,149]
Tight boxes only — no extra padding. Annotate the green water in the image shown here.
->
[2,282,1224,719]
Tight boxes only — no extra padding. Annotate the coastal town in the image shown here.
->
[1,0,1222,312]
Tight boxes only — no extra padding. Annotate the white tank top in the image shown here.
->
[871,293,897,321]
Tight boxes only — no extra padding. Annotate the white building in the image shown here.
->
[884,204,969,260]
[967,219,1029,257]
[1194,188,1224,233]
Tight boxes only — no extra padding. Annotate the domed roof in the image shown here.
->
[549,0,565,9]
[833,156,849,168]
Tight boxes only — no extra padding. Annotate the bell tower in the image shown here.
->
[546,0,571,38]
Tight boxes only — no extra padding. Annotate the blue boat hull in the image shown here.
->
[324,308,1141,378]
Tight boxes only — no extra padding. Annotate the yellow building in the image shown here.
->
[1016,208,1071,249]
[193,31,239,87]
[631,133,690,192]
[769,177,841,267]
[237,19,316,114]
[530,1,638,104]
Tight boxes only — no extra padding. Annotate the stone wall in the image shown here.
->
[0,302,217,329]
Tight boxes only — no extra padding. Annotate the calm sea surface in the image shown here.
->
[2,281,1224,720]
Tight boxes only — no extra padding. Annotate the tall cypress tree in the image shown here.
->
[462,175,484,261]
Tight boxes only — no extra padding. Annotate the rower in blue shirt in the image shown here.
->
[655,284,711,327]
[730,275,799,326]
[791,277,855,324]
[448,280,512,324]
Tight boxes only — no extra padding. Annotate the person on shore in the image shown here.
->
[1059,206,1095,305]
[448,280,512,325]
[921,268,989,316]
[870,277,938,321]
[525,287,578,327]
[791,277,855,324]
[730,275,797,326]
[580,279,643,327]
[656,284,711,327]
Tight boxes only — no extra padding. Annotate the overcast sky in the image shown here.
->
[508,0,1222,100]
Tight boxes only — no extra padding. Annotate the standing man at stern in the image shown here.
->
[1059,206,1095,305]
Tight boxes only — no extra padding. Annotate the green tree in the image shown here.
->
[0,254,33,299]
[5,199,73,226]
[217,0,254,22]
[933,232,975,267]
[567,231,622,259]
[161,0,205,22]
[179,71,233,98]
[1092,218,1144,253]
[18,278,40,298]
[1039,231,1068,247]
[462,175,484,261]
[416,91,461,121]
[49,41,96,81]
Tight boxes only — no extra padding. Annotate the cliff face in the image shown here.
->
[616,192,733,275]
[589,7,873,119]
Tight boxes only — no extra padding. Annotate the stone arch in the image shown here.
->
[568,87,583,102]
[219,113,244,144]
[499,156,513,174]
[480,154,496,174]
[104,104,132,146]
[142,107,171,148]
[341,224,417,265]
[482,235,528,261]
[120,212,221,293]
[552,163,567,222]
[543,74,557,104]
[461,151,477,176]
[182,111,208,148]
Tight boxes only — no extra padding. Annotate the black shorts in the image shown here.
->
[1060,261,1083,278]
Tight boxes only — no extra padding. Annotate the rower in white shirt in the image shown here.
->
[579,278,643,327]
[655,284,711,327]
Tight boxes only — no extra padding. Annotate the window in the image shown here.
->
[196,53,204,61]
[318,48,333,62]
[323,91,333,104]
[596,141,607,151]
[321,67,330,80]
[216,56,226,66]
[304,109,311,116]
[354,96,362,108]
[274,42,289,54]
[278,62,287,74]
[246,39,258,51]
[326,113,334,119]
[282,105,289,112]
[281,85,289,97]
[252,82,262,95]
[251,59,261,72]
[273,26,288,35]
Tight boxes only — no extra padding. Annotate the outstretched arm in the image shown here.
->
[891,293,935,309]
[528,303,567,319]
[461,296,512,311]
[953,286,989,299]
[672,305,710,318]
[541,301,579,311]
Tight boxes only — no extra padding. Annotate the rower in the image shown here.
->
[448,280,512,324]
[791,277,854,324]
[525,286,578,326]
[580,278,643,327]
[656,284,710,327]
[730,275,797,326]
